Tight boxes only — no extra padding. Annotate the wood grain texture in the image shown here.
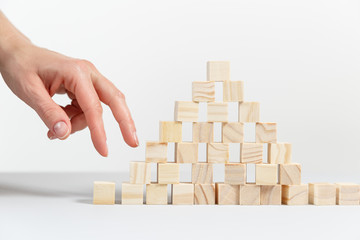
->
[174,101,199,122]
[279,163,301,185]
[194,184,216,205]
[268,143,292,164]
[255,164,278,185]
[240,143,263,164]
[240,184,260,205]
[309,183,336,205]
[145,141,167,163]
[335,183,360,205]
[175,142,198,163]
[260,185,282,205]
[157,163,180,184]
[207,61,230,82]
[207,143,229,163]
[146,184,168,205]
[282,184,308,205]
[193,122,214,143]
[222,122,244,143]
[192,81,215,102]
[93,181,115,205]
[192,163,213,184]
[225,163,246,184]
[255,122,277,143]
[130,162,151,184]
[215,183,240,205]
[172,183,194,205]
[223,81,244,102]
[207,102,228,122]
[238,102,260,122]
[159,121,182,142]
[121,183,143,205]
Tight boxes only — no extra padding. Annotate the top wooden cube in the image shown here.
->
[207,61,230,82]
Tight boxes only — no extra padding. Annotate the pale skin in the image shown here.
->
[0,11,139,157]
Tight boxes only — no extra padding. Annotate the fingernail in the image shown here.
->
[133,131,139,146]
[53,121,69,139]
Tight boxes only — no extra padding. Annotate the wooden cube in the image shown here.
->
[282,184,308,205]
[240,184,260,205]
[240,143,263,164]
[192,163,213,184]
[130,162,151,184]
[215,183,240,205]
[159,121,182,142]
[192,81,215,102]
[121,183,143,205]
[146,183,168,205]
[256,164,278,185]
[93,181,115,205]
[157,163,180,184]
[193,122,214,143]
[207,143,229,163]
[195,184,216,205]
[207,61,230,82]
[222,122,244,143]
[279,163,301,185]
[309,183,336,205]
[268,143,292,164]
[174,101,199,122]
[238,102,260,122]
[172,183,194,205]
[260,185,282,205]
[175,142,198,163]
[207,102,228,122]
[223,81,244,102]
[336,183,360,205]
[145,141,167,163]
[225,163,246,184]
[256,122,277,143]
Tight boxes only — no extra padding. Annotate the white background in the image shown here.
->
[1,0,360,183]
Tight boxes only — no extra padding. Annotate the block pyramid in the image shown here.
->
[93,61,360,206]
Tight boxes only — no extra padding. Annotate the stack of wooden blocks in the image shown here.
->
[93,61,360,206]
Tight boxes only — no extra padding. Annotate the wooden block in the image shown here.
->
[225,163,246,184]
[194,184,216,205]
[256,164,278,185]
[282,184,308,205]
[223,81,244,102]
[240,184,261,205]
[172,183,194,205]
[192,163,213,184]
[336,183,360,205]
[215,183,240,205]
[130,162,151,184]
[93,181,115,205]
[192,81,215,102]
[238,102,260,122]
[279,163,301,185]
[159,121,182,142]
[260,185,282,205]
[193,122,214,143]
[268,143,292,164]
[256,122,277,143]
[240,143,263,164]
[146,183,168,205]
[207,102,228,122]
[145,141,167,163]
[121,183,143,205]
[174,101,199,122]
[157,163,180,184]
[175,142,198,163]
[222,122,244,143]
[309,183,336,205]
[207,61,230,82]
[207,143,229,163]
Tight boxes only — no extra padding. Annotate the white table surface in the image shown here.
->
[0,172,358,240]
